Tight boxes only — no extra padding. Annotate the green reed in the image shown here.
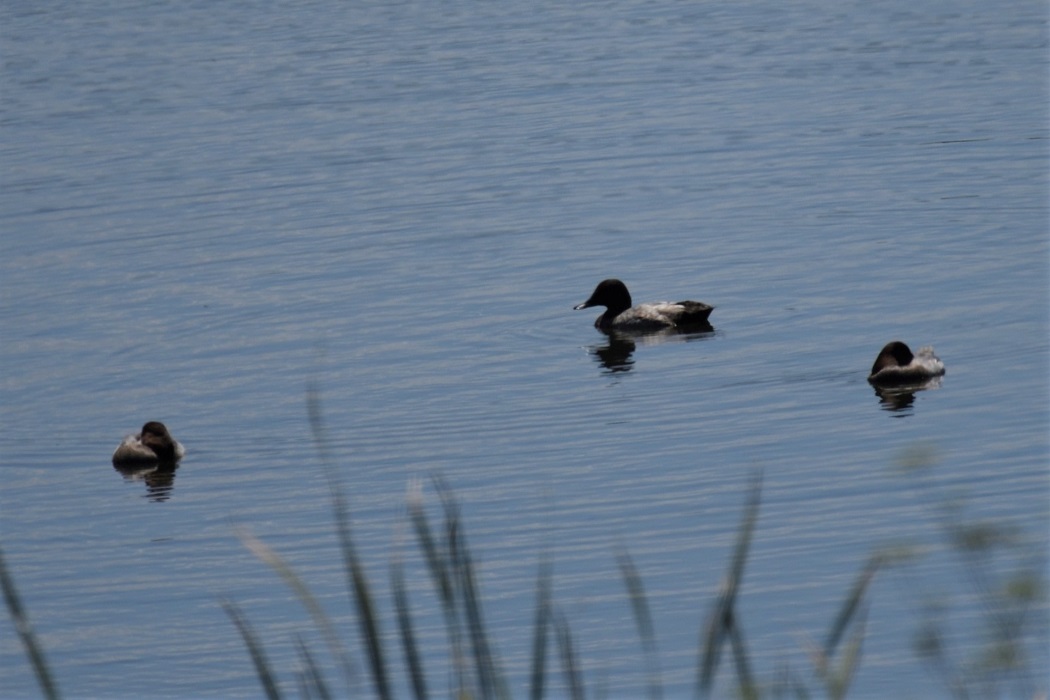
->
[224,463,887,700]
[3,419,1042,699]
[0,545,61,700]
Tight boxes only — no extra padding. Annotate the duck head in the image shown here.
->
[140,421,179,461]
[870,341,915,376]
[574,278,633,316]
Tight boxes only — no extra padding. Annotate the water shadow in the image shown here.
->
[113,461,179,502]
[871,376,943,414]
[586,323,715,373]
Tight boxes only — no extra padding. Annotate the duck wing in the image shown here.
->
[673,300,714,324]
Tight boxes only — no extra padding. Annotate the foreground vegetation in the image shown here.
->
[228,473,871,700]
[3,429,1045,698]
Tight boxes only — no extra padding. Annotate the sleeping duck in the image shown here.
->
[868,341,945,387]
[574,279,713,332]
[112,421,185,465]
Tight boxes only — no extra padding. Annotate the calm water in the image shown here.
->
[2,1,1047,698]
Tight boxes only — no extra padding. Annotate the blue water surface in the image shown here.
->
[2,1,1047,698]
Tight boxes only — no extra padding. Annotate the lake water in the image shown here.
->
[2,1,1047,698]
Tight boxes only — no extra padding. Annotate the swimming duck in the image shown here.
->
[868,341,945,387]
[112,421,185,465]
[574,279,713,331]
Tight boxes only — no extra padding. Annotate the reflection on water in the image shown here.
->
[590,333,636,372]
[872,377,944,415]
[112,462,179,502]
[586,324,715,373]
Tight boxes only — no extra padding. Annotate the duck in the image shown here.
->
[574,278,713,331]
[112,421,185,465]
[868,341,945,387]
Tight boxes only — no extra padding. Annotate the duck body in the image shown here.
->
[868,341,945,387]
[575,279,713,332]
[112,421,185,465]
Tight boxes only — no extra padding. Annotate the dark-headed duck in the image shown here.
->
[574,279,713,332]
[868,341,945,386]
[112,421,185,465]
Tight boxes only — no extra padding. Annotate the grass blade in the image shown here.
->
[333,486,392,700]
[698,473,762,697]
[828,604,868,700]
[697,589,729,697]
[529,556,553,700]
[726,473,763,605]
[554,610,585,700]
[453,513,508,698]
[617,546,662,700]
[408,482,455,609]
[409,481,466,694]
[728,615,757,699]
[236,528,356,691]
[823,554,880,660]
[222,599,282,700]
[309,385,391,700]
[295,635,332,700]
[391,556,429,700]
[0,545,61,700]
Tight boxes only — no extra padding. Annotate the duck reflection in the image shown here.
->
[113,461,179,502]
[590,333,637,372]
[872,376,943,414]
[586,323,715,373]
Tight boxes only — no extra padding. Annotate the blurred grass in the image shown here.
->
[2,424,1043,699]
[222,598,282,700]
[616,546,661,700]
[223,467,889,699]
[896,446,1048,700]
[213,422,1043,700]
[0,544,61,700]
